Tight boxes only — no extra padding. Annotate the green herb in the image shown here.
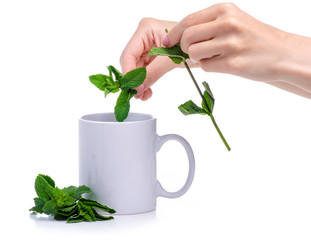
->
[30,174,116,223]
[89,66,146,122]
[149,44,231,151]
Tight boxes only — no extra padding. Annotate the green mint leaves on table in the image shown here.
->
[30,174,116,223]
[149,44,231,151]
[89,65,146,122]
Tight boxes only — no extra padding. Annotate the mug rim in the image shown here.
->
[80,112,154,124]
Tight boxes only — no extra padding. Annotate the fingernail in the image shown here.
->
[162,36,170,47]
[135,83,145,94]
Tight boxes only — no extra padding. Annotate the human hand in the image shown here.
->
[120,18,178,100]
[163,3,293,83]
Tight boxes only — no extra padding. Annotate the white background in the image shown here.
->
[1,0,311,239]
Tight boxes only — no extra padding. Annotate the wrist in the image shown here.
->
[277,34,311,93]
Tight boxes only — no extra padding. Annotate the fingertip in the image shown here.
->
[142,88,153,101]
[162,35,170,47]
[134,83,146,95]
[120,55,137,74]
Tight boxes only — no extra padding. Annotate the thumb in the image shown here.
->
[135,56,176,94]
[120,54,137,75]
[162,24,184,48]
[162,28,183,47]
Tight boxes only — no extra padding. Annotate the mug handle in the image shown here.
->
[155,134,195,198]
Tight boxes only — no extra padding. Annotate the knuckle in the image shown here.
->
[224,36,240,51]
[181,13,196,28]
[180,28,193,53]
[182,28,193,43]
[180,43,188,54]
[224,56,243,74]
[138,17,156,27]
[222,15,241,32]
[200,59,213,72]
[146,68,157,86]
[218,2,237,15]
[199,56,236,74]
[224,56,235,69]
[188,45,199,62]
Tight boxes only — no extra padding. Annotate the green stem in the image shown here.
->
[210,114,231,151]
[184,61,231,151]
[184,62,210,112]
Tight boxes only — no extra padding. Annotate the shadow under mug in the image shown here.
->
[79,113,195,215]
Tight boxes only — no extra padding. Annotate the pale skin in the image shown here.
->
[120,2,311,100]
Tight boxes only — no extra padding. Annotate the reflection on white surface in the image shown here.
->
[29,210,157,235]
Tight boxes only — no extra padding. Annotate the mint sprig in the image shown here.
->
[30,174,116,223]
[89,66,146,122]
[149,44,231,151]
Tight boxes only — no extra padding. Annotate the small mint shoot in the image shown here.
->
[89,66,146,122]
[30,174,116,223]
[149,41,231,151]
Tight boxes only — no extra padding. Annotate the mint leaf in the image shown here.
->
[61,186,77,197]
[178,100,207,115]
[89,74,119,97]
[93,210,114,221]
[61,185,91,200]
[35,174,55,200]
[89,74,111,91]
[79,198,116,214]
[42,199,57,215]
[40,175,55,188]
[107,65,123,80]
[114,89,137,122]
[29,197,47,214]
[67,215,85,223]
[65,200,115,223]
[119,67,146,90]
[114,100,130,122]
[202,92,213,115]
[56,205,78,217]
[202,81,214,115]
[76,201,96,221]
[55,204,79,221]
[105,85,120,95]
[202,81,214,98]
[53,213,69,221]
[73,185,92,200]
[149,44,189,64]
[53,187,76,207]
[169,56,185,64]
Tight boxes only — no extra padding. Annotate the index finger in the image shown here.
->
[120,53,137,75]
[163,3,233,47]
[120,31,145,74]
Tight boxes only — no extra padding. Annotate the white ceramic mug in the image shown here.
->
[79,113,195,214]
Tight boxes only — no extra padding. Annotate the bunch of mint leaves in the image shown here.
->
[30,174,116,223]
[89,65,146,122]
[149,44,231,151]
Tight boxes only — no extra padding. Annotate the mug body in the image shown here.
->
[79,113,157,214]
